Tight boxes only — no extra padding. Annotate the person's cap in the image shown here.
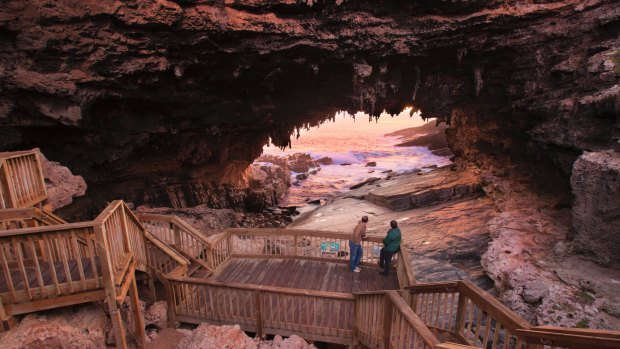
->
[362,216,369,222]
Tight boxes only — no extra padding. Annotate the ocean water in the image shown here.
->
[260,109,452,207]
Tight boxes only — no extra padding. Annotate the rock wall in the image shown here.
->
[571,150,620,266]
[0,1,619,252]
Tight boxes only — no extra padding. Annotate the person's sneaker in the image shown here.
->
[353,268,361,273]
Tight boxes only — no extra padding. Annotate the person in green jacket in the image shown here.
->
[378,220,401,276]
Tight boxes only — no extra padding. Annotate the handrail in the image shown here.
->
[0,221,97,237]
[225,227,384,243]
[223,228,395,269]
[138,213,211,270]
[515,327,620,349]
[456,280,531,332]
[144,231,190,267]
[137,213,212,247]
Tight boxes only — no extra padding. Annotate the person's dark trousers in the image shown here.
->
[379,248,395,275]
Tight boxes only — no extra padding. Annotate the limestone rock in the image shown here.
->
[570,150,620,266]
[178,323,316,349]
[365,167,482,210]
[40,151,87,209]
[144,301,168,330]
[0,304,107,349]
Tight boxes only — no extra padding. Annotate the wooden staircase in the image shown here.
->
[1,149,619,349]
[0,150,190,348]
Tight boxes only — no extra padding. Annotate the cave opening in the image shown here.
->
[256,107,452,211]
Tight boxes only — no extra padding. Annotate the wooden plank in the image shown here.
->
[435,343,479,349]
[0,242,17,301]
[11,238,31,299]
[70,231,87,291]
[42,234,61,295]
[26,237,46,298]
[5,289,106,316]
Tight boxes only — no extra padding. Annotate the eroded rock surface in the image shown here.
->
[178,323,316,349]
[40,152,87,210]
[0,304,107,349]
[481,173,620,329]
[1,1,617,225]
[365,167,482,210]
[570,150,620,266]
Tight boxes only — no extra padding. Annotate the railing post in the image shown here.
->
[227,233,233,255]
[94,224,128,349]
[255,290,264,338]
[128,275,147,349]
[352,294,360,348]
[164,280,178,328]
[1,164,16,208]
[383,294,393,349]
[173,224,181,248]
[455,287,468,337]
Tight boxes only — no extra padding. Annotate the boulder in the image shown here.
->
[0,305,107,349]
[317,157,333,165]
[178,324,316,349]
[144,301,168,330]
[570,151,620,265]
[40,151,87,209]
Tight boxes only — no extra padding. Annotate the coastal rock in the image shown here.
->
[144,301,168,331]
[366,161,377,167]
[570,150,620,266]
[317,157,333,165]
[0,304,107,349]
[365,167,482,210]
[40,152,87,210]
[178,323,315,349]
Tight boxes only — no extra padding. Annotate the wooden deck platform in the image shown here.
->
[211,257,399,293]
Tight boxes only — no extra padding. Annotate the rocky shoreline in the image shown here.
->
[291,163,620,330]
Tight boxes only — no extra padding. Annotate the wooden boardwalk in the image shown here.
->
[214,258,399,293]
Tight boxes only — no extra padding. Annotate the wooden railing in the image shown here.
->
[0,222,102,315]
[0,150,47,209]
[138,213,211,270]
[515,327,620,349]
[0,207,66,230]
[226,228,384,265]
[95,201,148,277]
[355,290,440,349]
[166,275,355,345]
[222,228,416,287]
[145,231,190,279]
[409,280,531,348]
